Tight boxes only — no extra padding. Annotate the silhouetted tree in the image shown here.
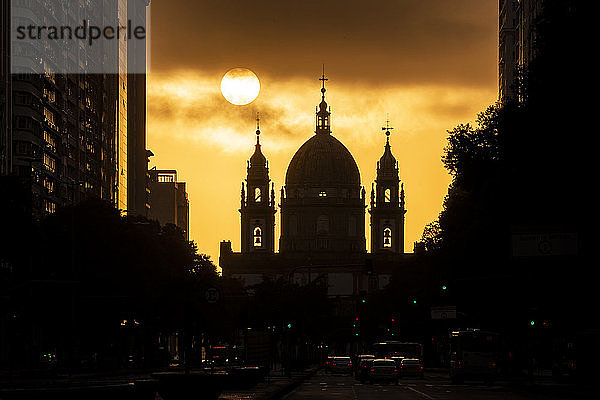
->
[418,1,588,337]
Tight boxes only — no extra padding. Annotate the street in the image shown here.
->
[280,370,575,400]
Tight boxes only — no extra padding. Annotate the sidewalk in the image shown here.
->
[0,369,157,388]
[424,367,595,399]
[501,379,595,399]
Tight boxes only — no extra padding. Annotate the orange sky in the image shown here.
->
[145,1,499,265]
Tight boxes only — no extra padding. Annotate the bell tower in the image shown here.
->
[369,119,406,253]
[240,114,276,253]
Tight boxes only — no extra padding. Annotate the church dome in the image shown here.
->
[285,133,360,186]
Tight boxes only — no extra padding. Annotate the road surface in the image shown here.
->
[281,370,575,400]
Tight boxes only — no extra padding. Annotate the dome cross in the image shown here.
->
[382,115,394,138]
[255,112,261,143]
[319,64,328,98]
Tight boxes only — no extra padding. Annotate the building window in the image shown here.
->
[317,215,329,234]
[43,178,54,193]
[43,88,56,103]
[383,227,392,248]
[253,226,263,247]
[43,199,56,214]
[44,131,56,153]
[44,107,57,130]
[369,276,379,291]
[157,173,176,183]
[290,215,298,235]
[43,153,56,173]
[384,188,391,203]
[319,190,327,197]
[15,93,30,105]
[348,216,357,236]
[15,116,33,130]
[14,140,31,156]
[255,187,262,202]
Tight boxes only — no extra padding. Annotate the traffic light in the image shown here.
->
[353,317,360,336]
[529,320,551,328]
[390,317,399,337]
[365,259,373,276]
[441,283,448,295]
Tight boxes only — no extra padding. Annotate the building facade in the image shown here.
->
[0,0,150,217]
[499,0,544,103]
[220,75,411,302]
[279,83,366,255]
[148,169,190,240]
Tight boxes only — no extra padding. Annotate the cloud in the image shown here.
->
[148,71,495,153]
[148,0,497,87]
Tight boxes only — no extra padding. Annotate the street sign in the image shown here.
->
[431,306,456,320]
[512,232,578,257]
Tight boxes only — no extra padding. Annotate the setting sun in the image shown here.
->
[220,68,261,106]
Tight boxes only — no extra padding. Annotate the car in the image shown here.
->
[328,356,353,375]
[354,354,375,376]
[369,358,399,384]
[356,358,374,382]
[324,356,335,373]
[400,358,424,378]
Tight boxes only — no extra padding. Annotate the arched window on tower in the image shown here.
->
[383,227,392,248]
[318,114,329,130]
[253,226,263,247]
[254,187,262,202]
[384,188,391,203]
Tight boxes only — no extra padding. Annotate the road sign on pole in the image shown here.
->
[205,287,220,304]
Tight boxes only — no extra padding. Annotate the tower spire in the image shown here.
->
[316,66,331,134]
[370,115,405,254]
[241,112,276,254]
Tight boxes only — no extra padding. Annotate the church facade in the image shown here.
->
[220,75,413,301]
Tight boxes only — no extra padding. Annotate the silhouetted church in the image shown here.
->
[220,74,414,299]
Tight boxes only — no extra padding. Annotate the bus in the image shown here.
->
[372,341,423,361]
[449,329,499,383]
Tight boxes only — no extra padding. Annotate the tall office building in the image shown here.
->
[0,2,10,177]
[127,1,152,218]
[0,0,150,217]
[148,169,190,240]
[499,0,543,103]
